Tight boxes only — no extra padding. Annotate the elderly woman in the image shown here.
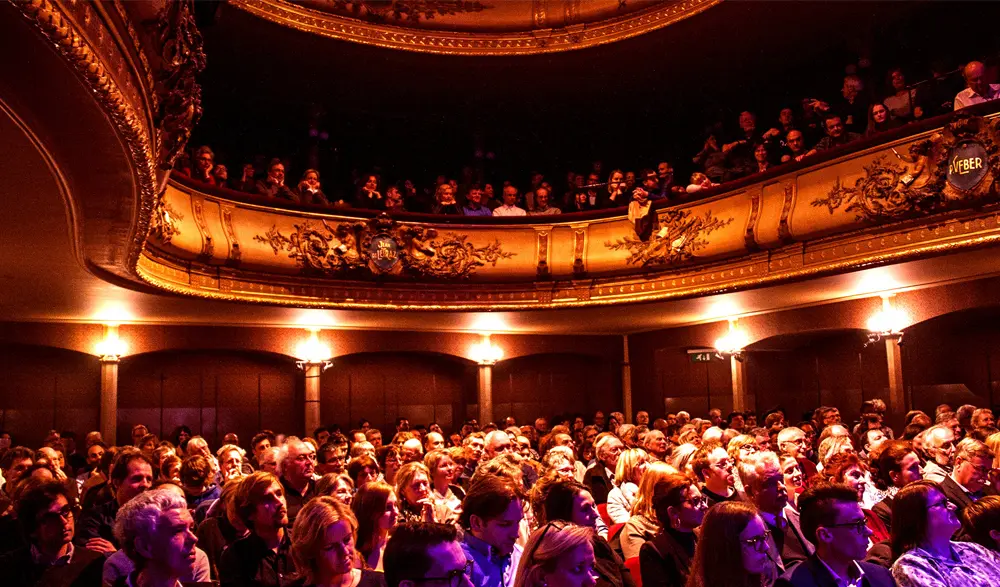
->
[112,488,200,587]
[607,449,649,524]
[291,496,385,587]
[891,480,1000,586]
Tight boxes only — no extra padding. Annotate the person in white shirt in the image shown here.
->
[954,61,1000,110]
[492,186,526,217]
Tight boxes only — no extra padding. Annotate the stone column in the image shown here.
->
[885,337,906,418]
[622,335,633,424]
[98,324,120,445]
[477,363,493,425]
[303,363,322,437]
[731,355,749,413]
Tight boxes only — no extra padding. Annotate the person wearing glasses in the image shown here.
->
[290,496,387,587]
[0,478,104,587]
[890,480,1000,586]
[740,452,814,573]
[687,500,776,587]
[691,441,737,507]
[278,437,317,524]
[459,474,524,587]
[637,473,705,587]
[383,522,474,587]
[777,427,818,484]
[530,477,634,587]
[775,483,893,587]
[514,521,597,587]
[939,439,995,516]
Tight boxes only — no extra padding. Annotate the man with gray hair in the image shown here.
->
[777,426,818,482]
[113,488,198,587]
[482,430,514,461]
[939,438,995,514]
[400,437,424,464]
[919,424,956,483]
[583,434,624,504]
[741,451,814,572]
[277,436,315,523]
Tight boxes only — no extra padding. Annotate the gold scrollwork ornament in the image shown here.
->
[605,208,732,266]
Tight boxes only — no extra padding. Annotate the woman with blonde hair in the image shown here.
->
[394,461,435,524]
[686,500,775,587]
[621,461,678,559]
[291,496,386,587]
[514,522,597,587]
[351,481,398,572]
[606,448,649,524]
[316,473,355,506]
[424,449,464,525]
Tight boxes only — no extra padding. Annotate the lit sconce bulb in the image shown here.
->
[295,329,332,364]
[866,298,909,336]
[714,320,749,357]
[95,328,127,361]
[470,335,504,365]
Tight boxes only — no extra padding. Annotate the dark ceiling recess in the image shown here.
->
[193,1,1000,197]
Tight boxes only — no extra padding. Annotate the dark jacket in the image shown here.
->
[218,531,296,587]
[766,508,815,573]
[73,499,118,548]
[583,463,614,505]
[0,545,105,587]
[594,535,636,587]
[256,180,301,203]
[776,554,894,587]
[638,527,696,587]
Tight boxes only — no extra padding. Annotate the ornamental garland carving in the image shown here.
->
[154,0,206,171]
[253,213,514,279]
[149,196,183,245]
[311,1,491,24]
[812,113,1000,222]
[605,208,732,267]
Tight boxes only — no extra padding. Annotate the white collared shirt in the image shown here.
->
[954,84,1000,110]
[817,556,866,587]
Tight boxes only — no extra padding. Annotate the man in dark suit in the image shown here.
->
[939,439,993,521]
[777,484,894,587]
[743,452,814,572]
[583,435,624,505]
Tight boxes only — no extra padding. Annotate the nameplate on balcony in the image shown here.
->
[947,141,988,192]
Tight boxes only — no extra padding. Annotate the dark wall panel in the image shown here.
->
[492,353,620,423]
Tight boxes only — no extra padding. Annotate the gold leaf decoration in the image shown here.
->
[605,208,732,266]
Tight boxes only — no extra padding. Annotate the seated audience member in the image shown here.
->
[395,462,437,524]
[954,61,1000,110]
[110,488,199,587]
[400,438,424,464]
[814,115,861,152]
[461,185,492,217]
[424,449,464,525]
[0,479,104,587]
[639,473,706,587]
[961,495,1000,552]
[432,183,461,215]
[181,454,220,510]
[291,496,387,587]
[820,452,890,543]
[104,481,212,585]
[514,522,596,587]
[685,172,717,194]
[355,174,383,209]
[604,170,629,209]
[741,451,814,572]
[317,442,348,477]
[691,441,737,506]
[530,477,633,587]
[197,479,248,580]
[212,163,229,188]
[378,445,402,487]
[692,133,727,184]
[459,474,524,587]
[865,103,903,138]
[921,424,957,483]
[686,500,777,587]
[833,75,869,134]
[493,185,527,217]
[606,448,649,524]
[278,436,317,523]
[219,472,295,587]
[348,454,380,489]
[777,427,818,482]
[781,128,814,163]
[621,461,676,559]
[890,480,1000,586]
[940,439,994,514]
[352,481,398,572]
[316,472,355,506]
[384,184,406,213]
[568,189,594,213]
[383,522,472,587]
[528,187,561,216]
[74,448,153,554]
[191,146,218,185]
[583,435,624,505]
[780,455,805,510]
[256,158,301,203]
[884,68,922,121]
[642,430,670,463]
[776,483,893,587]
[297,169,330,206]
[868,440,923,535]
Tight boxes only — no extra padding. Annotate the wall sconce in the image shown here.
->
[470,334,504,366]
[866,295,909,346]
[295,329,333,371]
[95,325,127,362]
[714,319,749,361]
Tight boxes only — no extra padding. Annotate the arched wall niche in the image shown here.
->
[117,349,299,449]
[0,344,100,448]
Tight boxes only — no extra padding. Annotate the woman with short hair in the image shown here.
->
[424,449,464,525]
[291,496,386,587]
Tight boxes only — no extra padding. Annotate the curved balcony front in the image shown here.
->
[139,105,1000,310]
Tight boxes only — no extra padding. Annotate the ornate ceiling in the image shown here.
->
[229,0,722,55]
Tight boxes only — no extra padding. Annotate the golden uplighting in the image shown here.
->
[92,302,134,325]
[294,329,332,364]
[95,325,127,361]
[469,334,504,365]
[866,295,910,342]
[714,319,749,359]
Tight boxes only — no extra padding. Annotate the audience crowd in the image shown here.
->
[1,398,1000,586]
[175,60,998,219]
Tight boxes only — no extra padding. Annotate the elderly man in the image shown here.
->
[527,186,560,215]
[777,427,818,481]
[635,411,651,427]
[814,115,860,152]
[920,424,956,483]
[112,488,199,587]
[972,408,996,431]
[939,439,995,514]
[277,436,315,523]
[219,472,295,587]
[423,432,446,454]
[583,434,624,504]
[954,61,1000,110]
[643,430,670,463]
[492,185,526,217]
[741,451,814,572]
[482,430,514,461]
[0,479,104,587]
[74,448,153,554]
[400,438,424,464]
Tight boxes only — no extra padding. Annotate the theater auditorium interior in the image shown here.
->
[3,1,1000,586]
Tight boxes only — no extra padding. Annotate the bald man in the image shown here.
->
[955,61,1000,110]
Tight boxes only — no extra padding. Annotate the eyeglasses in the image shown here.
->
[684,495,709,508]
[741,530,772,552]
[411,559,473,587]
[826,519,868,535]
[38,504,74,525]
[525,520,569,563]
[295,453,317,463]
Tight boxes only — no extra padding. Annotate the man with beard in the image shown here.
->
[220,472,295,587]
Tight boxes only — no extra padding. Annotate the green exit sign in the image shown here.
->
[690,351,715,363]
